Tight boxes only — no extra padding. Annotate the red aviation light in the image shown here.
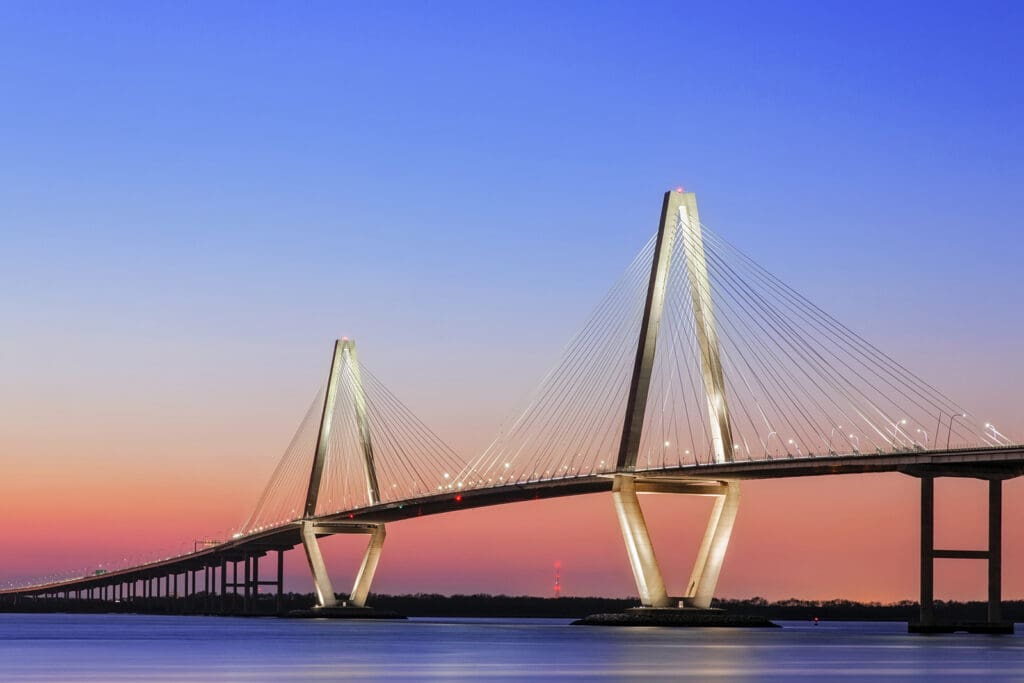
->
[454,494,463,502]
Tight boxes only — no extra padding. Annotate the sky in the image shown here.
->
[0,1,1022,602]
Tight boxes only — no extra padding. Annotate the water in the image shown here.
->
[1,614,1022,681]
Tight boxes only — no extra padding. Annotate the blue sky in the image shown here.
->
[5,1,1021,399]
[2,1,1021,437]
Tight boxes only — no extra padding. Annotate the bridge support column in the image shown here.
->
[299,521,388,610]
[910,471,1012,633]
[613,475,670,607]
[349,525,386,608]
[614,476,739,609]
[988,479,1002,623]
[301,520,338,608]
[919,476,934,626]
[243,555,252,614]
[684,480,740,609]
[276,550,285,615]
[251,554,260,615]
[219,560,227,614]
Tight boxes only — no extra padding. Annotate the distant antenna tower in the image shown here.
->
[554,561,562,598]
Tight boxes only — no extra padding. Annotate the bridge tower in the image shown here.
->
[613,189,740,609]
[300,337,387,609]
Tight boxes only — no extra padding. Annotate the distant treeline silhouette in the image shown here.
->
[5,591,1021,621]
[353,594,1023,621]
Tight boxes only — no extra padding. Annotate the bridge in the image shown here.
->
[3,190,1020,631]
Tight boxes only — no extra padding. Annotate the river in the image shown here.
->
[1,614,1021,681]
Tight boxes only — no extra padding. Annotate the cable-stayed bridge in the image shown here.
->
[3,190,1021,631]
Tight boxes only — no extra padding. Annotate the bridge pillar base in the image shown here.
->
[613,475,740,609]
[301,520,388,610]
[913,474,1007,633]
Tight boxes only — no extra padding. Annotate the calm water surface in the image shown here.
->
[1,614,1022,681]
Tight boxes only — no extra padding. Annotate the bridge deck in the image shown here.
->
[4,445,1022,598]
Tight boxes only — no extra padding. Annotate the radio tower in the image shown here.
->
[554,561,562,598]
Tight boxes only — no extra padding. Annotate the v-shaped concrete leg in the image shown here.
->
[613,475,671,607]
[301,520,338,608]
[349,525,386,608]
[614,476,740,609]
[683,480,740,609]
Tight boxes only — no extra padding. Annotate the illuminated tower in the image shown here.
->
[612,189,740,610]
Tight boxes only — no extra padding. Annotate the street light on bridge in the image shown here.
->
[985,423,1009,445]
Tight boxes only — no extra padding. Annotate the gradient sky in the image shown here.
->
[1,1,1022,601]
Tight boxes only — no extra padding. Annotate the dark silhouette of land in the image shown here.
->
[5,591,1022,622]
[366,595,1024,622]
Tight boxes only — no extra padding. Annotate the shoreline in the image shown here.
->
[3,593,1021,623]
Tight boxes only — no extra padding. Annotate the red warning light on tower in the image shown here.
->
[554,561,562,598]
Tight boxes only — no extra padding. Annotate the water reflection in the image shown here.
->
[0,615,1020,681]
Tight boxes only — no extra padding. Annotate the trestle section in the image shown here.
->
[613,475,740,609]
[1,546,289,616]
